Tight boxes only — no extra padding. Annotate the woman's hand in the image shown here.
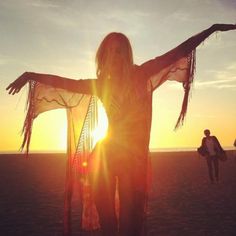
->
[6,72,31,95]
[211,23,236,32]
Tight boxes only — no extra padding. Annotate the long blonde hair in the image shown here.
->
[95,32,133,82]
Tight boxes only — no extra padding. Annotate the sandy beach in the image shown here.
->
[0,151,236,236]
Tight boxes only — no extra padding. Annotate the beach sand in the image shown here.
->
[0,151,236,236]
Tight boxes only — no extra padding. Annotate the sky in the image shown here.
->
[1,0,236,152]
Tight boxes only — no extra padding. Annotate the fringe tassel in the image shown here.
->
[20,80,36,156]
[175,49,196,130]
[63,96,98,236]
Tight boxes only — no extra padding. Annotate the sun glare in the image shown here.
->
[92,103,108,145]
[56,103,108,151]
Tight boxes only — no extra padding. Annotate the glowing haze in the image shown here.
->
[1,0,236,152]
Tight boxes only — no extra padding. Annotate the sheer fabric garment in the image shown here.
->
[22,49,195,235]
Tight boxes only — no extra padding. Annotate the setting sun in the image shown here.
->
[92,101,109,146]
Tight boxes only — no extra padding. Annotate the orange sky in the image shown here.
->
[1,0,236,152]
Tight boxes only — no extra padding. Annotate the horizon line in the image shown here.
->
[0,146,235,155]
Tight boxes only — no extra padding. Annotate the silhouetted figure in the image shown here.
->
[6,24,236,236]
[201,129,224,183]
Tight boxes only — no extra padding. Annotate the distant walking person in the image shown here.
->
[201,129,224,184]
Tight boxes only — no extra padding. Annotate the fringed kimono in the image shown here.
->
[21,43,196,235]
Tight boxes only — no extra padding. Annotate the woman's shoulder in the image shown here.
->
[132,64,147,79]
[132,64,139,72]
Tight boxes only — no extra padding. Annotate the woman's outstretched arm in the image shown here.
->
[6,72,97,95]
[141,24,236,78]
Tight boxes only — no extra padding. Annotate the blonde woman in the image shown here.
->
[7,24,236,236]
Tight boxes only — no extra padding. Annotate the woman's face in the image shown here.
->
[96,32,133,81]
[108,40,125,76]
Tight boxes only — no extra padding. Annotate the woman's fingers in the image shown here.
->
[7,85,17,95]
[213,23,236,31]
[6,72,29,95]
[6,83,14,94]
[6,83,12,91]
[221,24,236,31]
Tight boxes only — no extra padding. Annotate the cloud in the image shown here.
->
[195,78,236,89]
[226,62,236,70]
[0,55,25,67]
[27,0,60,9]
[195,63,236,90]
[166,62,236,91]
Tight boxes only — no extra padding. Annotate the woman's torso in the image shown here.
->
[96,66,152,158]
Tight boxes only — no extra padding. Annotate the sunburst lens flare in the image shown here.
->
[92,103,108,145]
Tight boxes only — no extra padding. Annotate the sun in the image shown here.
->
[58,101,108,151]
[92,102,108,145]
